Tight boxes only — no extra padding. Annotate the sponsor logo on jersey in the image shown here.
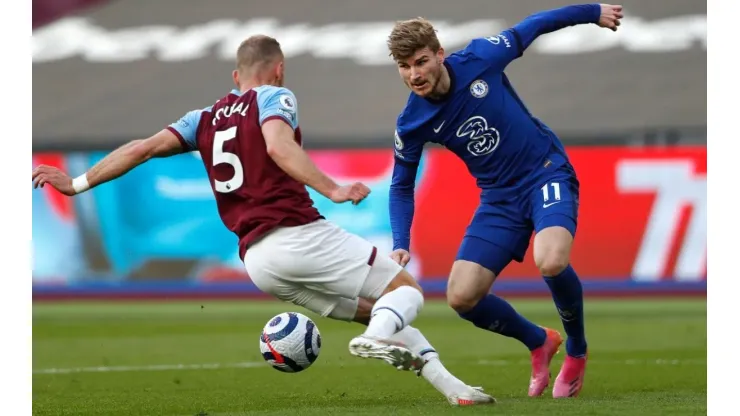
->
[456,116,500,157]
[394,130,404,151]
[277,108,294,121]
[485,34,511,49]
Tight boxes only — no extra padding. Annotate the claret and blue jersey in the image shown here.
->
[167,85,300,150]
[166,84,321,260]
[390,4,601,271]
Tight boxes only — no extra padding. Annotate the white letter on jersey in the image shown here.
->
[212,102,249,126]
[617,160,706,282]
[213,126,244,193]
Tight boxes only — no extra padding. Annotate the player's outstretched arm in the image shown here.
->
[476,4,623,71]
[262,119,370,204]
[514,4,622,47]
[31,129,186,196]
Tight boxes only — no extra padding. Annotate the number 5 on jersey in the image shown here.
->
[214,126,243,193]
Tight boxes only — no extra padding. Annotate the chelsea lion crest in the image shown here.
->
[470,79,488,98]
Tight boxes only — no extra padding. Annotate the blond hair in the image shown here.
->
[387,17,441,61]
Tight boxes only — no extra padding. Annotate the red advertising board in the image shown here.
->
[32,145,706,299]
[411,146,707,282]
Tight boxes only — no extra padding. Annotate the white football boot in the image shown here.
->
[446,385,497,406]
[348,335,425,372]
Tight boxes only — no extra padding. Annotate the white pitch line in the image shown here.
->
[33,358,705,375]
[33,362,265,375]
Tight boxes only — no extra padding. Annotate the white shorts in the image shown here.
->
[243,219,403,321]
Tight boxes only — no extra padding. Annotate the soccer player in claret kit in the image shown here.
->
[387,4,623,398]
[32,35,494,406]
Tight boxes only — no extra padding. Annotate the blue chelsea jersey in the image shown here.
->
[395,35,572,200]
[389,3,601,250]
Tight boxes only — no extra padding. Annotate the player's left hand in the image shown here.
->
[329,182,371,205]
[32,165,75,196]
[598,4,623,31]
[390,249,411,267]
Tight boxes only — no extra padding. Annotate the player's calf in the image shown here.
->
[392,326,495,404]
[447,259,546,351]
[350,264,426,371]
[534,225,588,360]
[448,257,555,397]
[362,268,423,339]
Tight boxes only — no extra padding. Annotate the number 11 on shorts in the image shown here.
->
[542,182,561,204]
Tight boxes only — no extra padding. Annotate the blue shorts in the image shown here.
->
[456,165,580,275]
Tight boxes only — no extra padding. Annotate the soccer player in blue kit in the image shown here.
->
[387,4,623,398]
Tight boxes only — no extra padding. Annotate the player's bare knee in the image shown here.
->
[446,260,493,313]
[446,290,482,313]
[381,268,423,297]
[447,275,486,312]
[536,253,569,277]
[534,226,573,277]
[534,240,570,276]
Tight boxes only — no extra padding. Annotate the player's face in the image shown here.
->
[397,47,444,97]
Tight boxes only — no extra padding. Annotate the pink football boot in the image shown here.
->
[528,328,563,397]
[552,353,588,398]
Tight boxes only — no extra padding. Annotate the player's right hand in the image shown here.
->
[390,249,411,267]
[598,4,623,31]
[32,165,75,196]
[329,182,371,205]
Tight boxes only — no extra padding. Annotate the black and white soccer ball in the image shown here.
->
[259,312,321,372]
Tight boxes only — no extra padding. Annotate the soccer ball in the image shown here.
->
[259,312,321,372]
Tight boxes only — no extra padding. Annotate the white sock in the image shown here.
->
[391,326,467,396]
[363,286,424,338]
[417,358,469,396]
[390,325,439,361]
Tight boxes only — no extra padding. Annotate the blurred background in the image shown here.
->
[32,0,706,299]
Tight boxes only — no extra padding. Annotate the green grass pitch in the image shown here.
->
[33,298,706,415]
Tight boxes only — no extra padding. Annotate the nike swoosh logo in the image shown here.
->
[543,202,562,208]
[433,121,445,133]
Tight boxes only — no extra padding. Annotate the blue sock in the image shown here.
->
[543,265,587,357]
[459,294,546,351]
